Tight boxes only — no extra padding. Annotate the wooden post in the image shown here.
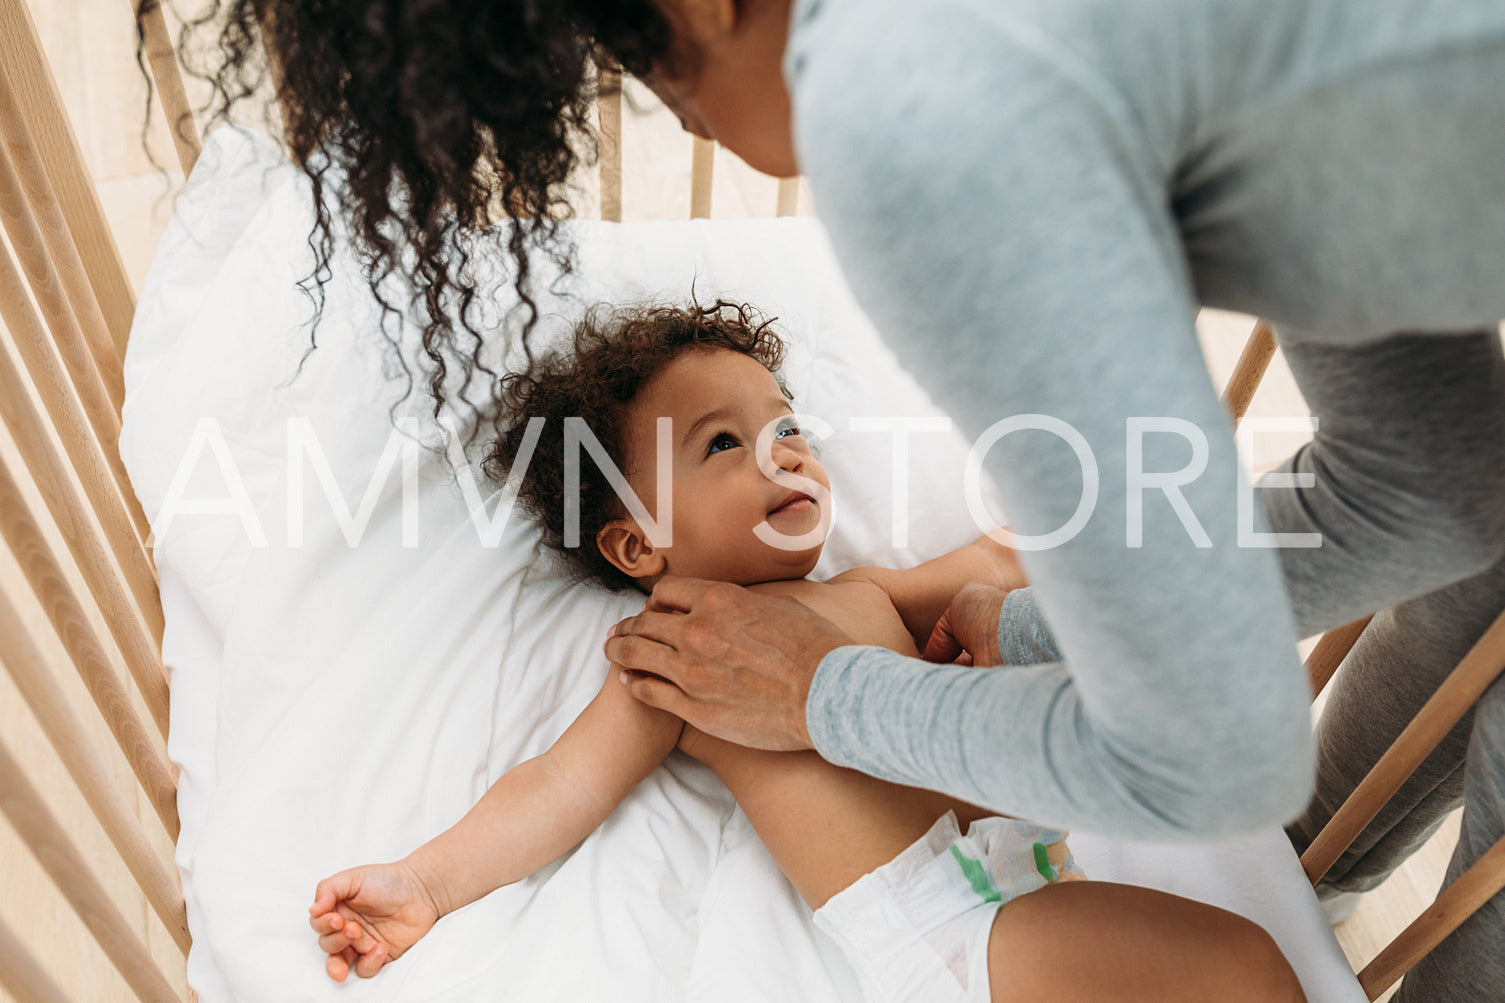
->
[133,0,202,176]
[1357,834,1505,999]
[0,243,152,546]
[0,66,121,411]
[0,454,175,792]
[0,121,126,443]
[0,915,72,1003]
[690,136,714,219]
[0,588,186,949]
[0,0,138,355]
[597,63,623,223]
[1306,616,1373,699]
[0,293,165,653]
[776,178,799,217]
[1221,320,1277,428]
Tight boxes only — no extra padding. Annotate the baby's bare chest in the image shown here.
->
[749,579,918,657]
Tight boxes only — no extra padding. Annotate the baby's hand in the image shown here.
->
[308,861,441,982]
[970,532,1028,591]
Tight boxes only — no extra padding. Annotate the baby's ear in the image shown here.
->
[596,520,666,580]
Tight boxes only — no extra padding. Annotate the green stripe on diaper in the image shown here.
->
[949,845,1002,904]
[1032,842,1055,882]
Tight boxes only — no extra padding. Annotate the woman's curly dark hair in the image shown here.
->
[138,0,675,445]
[485,299,788,591]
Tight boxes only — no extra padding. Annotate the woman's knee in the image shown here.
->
[1307,428,1505,584]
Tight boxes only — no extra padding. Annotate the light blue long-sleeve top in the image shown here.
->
[789,0,1505,837]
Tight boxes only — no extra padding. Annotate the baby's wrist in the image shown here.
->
[972,534,1024,589]
[400,852,453,920]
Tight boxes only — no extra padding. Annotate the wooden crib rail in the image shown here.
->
[1306,615,1374,699]
[0,584,185,945]
[1221,320,1277,429]
[0,740,185,1003]
[1303,609,1505,887]
[1302,608,1505,999]
[0,0,139,355]
[0,455,175,814]
[1,1,185,999]
[0,912,73,1003]
[597,62,623,223]
[135,0,203,176]
[1358,834,1505,998]
[0,67,123,411]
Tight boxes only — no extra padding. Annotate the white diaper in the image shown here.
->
[812,811,1083,1003]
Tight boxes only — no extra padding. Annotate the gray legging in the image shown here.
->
[1270,330,1505,1003]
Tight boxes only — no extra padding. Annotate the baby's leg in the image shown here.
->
[986,881,1305,1003]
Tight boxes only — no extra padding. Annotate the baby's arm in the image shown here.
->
[309,669,683,981]
[830,534,1026,648]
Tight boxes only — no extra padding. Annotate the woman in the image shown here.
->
[179,1,1505,998]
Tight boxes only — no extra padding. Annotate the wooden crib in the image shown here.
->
[0,2,1501,1000]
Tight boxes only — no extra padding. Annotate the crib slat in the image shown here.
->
[0,284,168,731]
[1357,833,1505,1000]
[775,178,799,218]
[134,0,202,177]
[597,63,623,223]
[1302,608,1505,885]
[0,455,176,832]
[0,243,152,549]
[0,118,129,452]
[1220,320,1277,428]
[0,914,73,1003]
[0,0,138,356]
[0,68,122,413]
[0,305,168,715]
[0,588,187,951]
[1306,615,1373,700]
[0,738,185,1003]
[690,136,714,219]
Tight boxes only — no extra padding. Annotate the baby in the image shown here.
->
[309,301,1305,1003]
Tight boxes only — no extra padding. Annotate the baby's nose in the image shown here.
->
[767,442,804,476]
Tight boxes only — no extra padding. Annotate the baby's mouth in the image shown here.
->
[769,491,816,516]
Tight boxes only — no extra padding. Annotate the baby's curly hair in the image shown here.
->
[484,299,789,591]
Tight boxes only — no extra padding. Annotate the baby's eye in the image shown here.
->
[707,432,740,455]
[775,419,802,440]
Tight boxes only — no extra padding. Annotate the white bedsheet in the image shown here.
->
[122,126,1364,1003]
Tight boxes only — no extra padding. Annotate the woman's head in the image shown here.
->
[156,0,795,438]
[638,0,798,177]
[487,299,830,591]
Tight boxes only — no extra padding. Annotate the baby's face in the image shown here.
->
[613,348,831,585]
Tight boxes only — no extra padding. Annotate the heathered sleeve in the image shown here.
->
[788,0,1313,837]
[995,587,1062,667]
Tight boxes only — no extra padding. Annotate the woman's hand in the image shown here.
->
[604,576,855,751]
[308,860,443,982]
[922,582,1009,666]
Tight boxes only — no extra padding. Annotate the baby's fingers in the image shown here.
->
[318,926,359,955]
[337,918,378,956]
[326,947,356,983]
[309,911,345,936]
[353,944,389,979]
[311,871,360,917]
